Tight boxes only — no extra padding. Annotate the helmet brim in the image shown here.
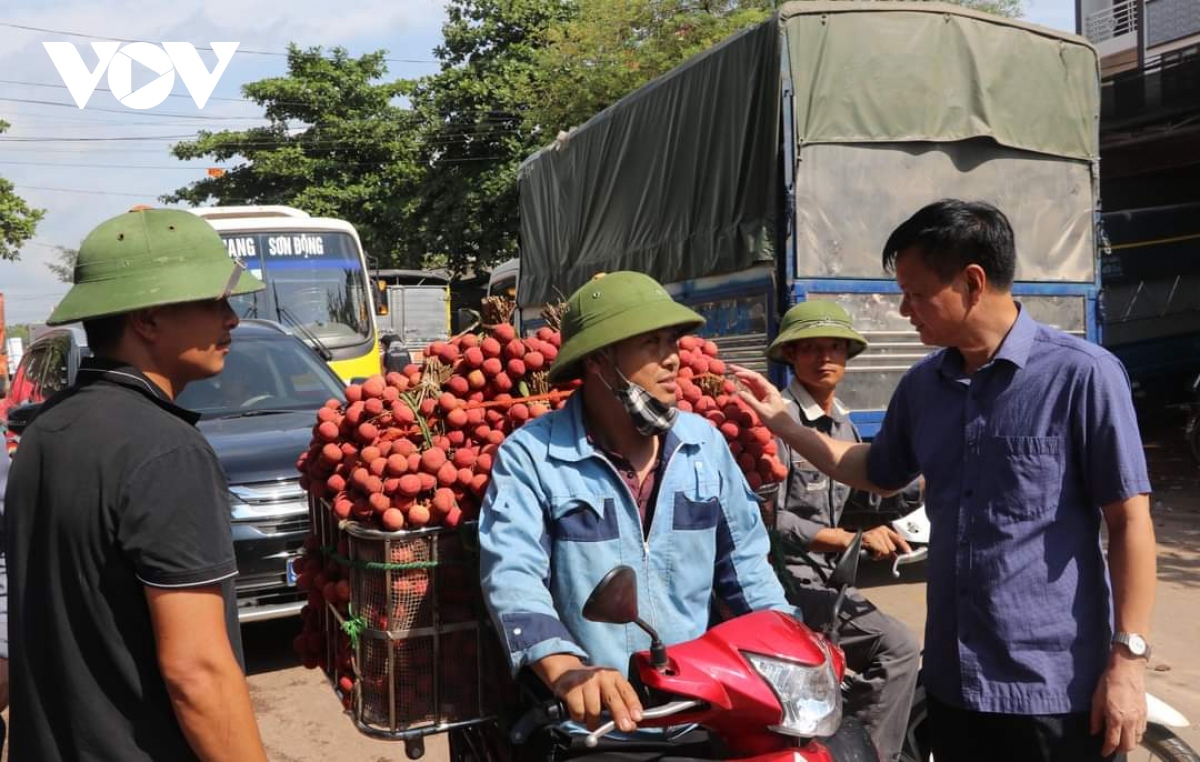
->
[548,301,704,384]
[766,323,868,363]
[47,259,264,326]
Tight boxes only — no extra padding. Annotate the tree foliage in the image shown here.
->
[45,245,78,283]
[400,0,575,275]
[0,120,45,262]
[165,46,419,266]
[166,0,1024,276]
[529,0,775,135]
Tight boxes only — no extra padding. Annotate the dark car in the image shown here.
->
[4,320,343,622]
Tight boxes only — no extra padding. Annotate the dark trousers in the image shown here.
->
[927,693,1118,762]
[788,584,920,762]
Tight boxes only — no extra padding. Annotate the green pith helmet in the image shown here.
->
[766,300,868,363]
[46,208,264,326]
[548,271,705,384]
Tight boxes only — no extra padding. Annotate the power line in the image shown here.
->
[0,20,440,65]
[18,184,169,197]
[0,126,526,145]
[0,134,200,142]
[0,151,516,170]
[0,159,227,170]
[0,96,266,120]
[0,77,257,105]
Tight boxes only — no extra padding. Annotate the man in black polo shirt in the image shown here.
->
[3,208,269,761]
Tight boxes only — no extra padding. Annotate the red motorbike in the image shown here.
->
[503,535,878,762]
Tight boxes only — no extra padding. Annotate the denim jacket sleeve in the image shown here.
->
[479,435,588,675]
[709,430,796,618]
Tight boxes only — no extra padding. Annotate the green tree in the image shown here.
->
[45,245,78,283]
[402,0,574,275]
[954,0,1023,17]
[164,46,421,266]
[0,120,45,261]
[531,0,1022,135]
[530,0,776,135]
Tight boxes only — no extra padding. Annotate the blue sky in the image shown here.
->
[0,0,1076,325]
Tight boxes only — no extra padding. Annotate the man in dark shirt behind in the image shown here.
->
[4,208,269,761]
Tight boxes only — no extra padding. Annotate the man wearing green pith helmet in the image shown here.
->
[3,208,268,761]
[479,271,801,757]
[766,300,920,762]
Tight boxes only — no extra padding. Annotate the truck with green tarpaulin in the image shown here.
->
[511,1,1102,436]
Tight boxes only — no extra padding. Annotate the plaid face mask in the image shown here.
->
[598,363,677,436]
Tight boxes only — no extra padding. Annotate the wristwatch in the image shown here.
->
[1112,632,1152,660]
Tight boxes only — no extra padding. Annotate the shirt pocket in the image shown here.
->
[984,435,1065,524]
[672,479,721,531]
[793,461,829,493]
[550,493,620,542]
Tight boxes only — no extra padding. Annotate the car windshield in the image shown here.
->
[219,231,372,349]
[176,333,345,417]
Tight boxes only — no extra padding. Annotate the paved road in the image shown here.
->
[247,430,1200,760]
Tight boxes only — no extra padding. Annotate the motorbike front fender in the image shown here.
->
[1147,692,1191,729]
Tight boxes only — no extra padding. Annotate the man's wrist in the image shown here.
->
[1109,644,1150,669]
[1111,631,1152,662]
[534,653,587,689]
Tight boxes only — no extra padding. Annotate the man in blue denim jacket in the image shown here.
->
[479,271,795,739]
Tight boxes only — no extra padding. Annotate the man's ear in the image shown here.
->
[581,353,599,376]
[963,264,988,303]
[126,307,162,341]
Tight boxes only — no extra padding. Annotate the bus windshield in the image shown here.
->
[219,230,372,348]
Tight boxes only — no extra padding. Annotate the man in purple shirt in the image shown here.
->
[735,200,1156,761]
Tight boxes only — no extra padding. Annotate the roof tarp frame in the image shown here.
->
[516,20,781,306]
[781,1,1100,161]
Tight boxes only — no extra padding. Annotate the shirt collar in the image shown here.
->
[992,304,1036,369]
[938,304,1034,378]
[786,379,849,423]
[549,390,699,462]
[75,357,201,425]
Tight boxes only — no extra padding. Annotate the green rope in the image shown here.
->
[328,550,442,571]
[341,605,367,651]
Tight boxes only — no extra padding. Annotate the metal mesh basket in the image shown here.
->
[342,521,506,738]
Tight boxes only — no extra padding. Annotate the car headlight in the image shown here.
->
[745,646,842,738]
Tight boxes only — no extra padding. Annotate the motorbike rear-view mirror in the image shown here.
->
[583,566,670,671]
[583,565,639,625]
[827,531,863,591]
[824,532,863,644]
[6,402,43,436]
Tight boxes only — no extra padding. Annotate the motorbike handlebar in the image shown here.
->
[858,547,929,578]
[583,699,705,747]
[508,700,565,746]
[510,698,706,749]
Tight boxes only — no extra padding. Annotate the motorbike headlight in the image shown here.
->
[744,647,842,739]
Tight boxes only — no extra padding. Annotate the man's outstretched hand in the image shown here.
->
[729,365,792,434]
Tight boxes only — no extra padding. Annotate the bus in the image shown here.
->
[189,206,380,382]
